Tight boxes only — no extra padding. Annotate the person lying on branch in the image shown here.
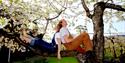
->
[19,27,62,59]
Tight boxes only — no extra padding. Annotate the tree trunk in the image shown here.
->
[92,3,105,62]
[81,0,125,62]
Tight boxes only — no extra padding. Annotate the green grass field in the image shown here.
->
[14,56,79,63]
[47,57,79,63]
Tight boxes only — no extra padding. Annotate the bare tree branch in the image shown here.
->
[105,3,125,11]
[46,8,67,20]
[81,0,92,18]
[32,15,43,24]
[42,17,50,36]
[94,2,125,12]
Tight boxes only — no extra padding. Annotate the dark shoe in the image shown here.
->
[85,50,96,63]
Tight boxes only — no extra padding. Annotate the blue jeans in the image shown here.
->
[30,38,57,53]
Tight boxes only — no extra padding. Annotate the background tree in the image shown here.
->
[81,0,125,62]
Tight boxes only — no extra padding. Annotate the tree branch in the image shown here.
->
[42,17,50,36]
[32,15,43,24]
[81,0,92,18]
[46,8,66,20]
[105,3,125,11]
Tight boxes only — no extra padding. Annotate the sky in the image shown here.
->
[86,20,125,33]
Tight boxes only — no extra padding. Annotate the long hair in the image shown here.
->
[55,20,63,32]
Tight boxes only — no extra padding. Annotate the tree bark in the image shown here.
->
[81,1,125,62]
[92,2,105,62]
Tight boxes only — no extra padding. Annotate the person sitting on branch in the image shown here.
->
[57,19,93,54]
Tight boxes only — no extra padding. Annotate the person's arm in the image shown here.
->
[57,38,62,60]
[64,33,73,43]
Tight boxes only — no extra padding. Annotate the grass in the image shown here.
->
[47,57,79,63]
[14,56,79,63]
[13,56,47,63]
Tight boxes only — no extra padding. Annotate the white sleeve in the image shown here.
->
[55,33,60,38]
[60,27,69,37]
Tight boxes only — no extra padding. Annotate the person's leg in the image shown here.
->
[63,32,84,50]
[81,32,93,52]
[76,46,85,53]
[64,32,93,52]
[34,38,56,53]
